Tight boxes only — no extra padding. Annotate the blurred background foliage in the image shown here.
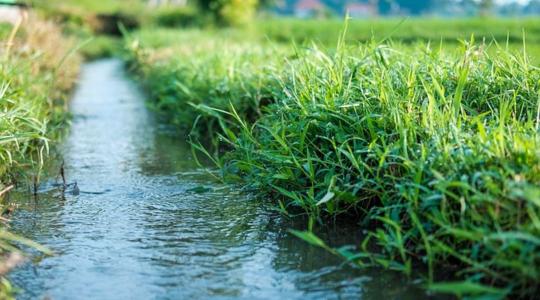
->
[29,0,540,29]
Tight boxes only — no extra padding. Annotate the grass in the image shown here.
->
[228,41,540,298]
[0,16,80,182]
[0,15,80,298]
[126,28,288,142]
[125,18,540,298]
[79,35,123,59]
[36,0,145,14]
[258,17,540,45]
[32,0,146,60]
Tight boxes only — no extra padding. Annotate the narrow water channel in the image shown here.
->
[8,59,427,299]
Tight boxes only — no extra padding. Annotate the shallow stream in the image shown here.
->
[8,59,427,299]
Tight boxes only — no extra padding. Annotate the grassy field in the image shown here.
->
[0,16,80,298]
[258,18,540,44]
[126,18,540,298]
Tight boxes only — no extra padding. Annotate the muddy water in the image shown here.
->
[8,60,427,299]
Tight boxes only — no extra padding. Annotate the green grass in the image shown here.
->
[0,19,78,182]
[126,28,288,142]
[35,0,145,14]
[223,42,540,298]
[125,18,540,298]
[0,17,79,298]
[79,36,123,59]
[258,17,540,45]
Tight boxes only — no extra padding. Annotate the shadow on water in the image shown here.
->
[7,59,431,299]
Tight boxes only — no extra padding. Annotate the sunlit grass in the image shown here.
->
[0,16,79,298]
[258,17,540,45]
[223,41,540,298]
[126,19,540,298]
[0,16,80,182]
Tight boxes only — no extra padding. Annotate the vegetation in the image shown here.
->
[126,28,288,142]
[3,1,540,298]
[151,5,202,28]
[125,19,540,298]
[0,16,79,182]
[257,18,540,45]
[0,15,79,298]
[35,0,144,14]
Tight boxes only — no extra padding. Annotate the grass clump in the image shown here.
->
[126,21,540,297]
[1,16,80,182]
[152,6,202,28]
[127,29,286,141]
[0,16,79,297]
[221,41,540,298]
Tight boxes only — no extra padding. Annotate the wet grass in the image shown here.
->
[126,18,540,298]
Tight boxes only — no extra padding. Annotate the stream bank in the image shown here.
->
[8,59,426,299]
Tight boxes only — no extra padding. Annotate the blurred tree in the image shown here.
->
[395,0,434,15]
[378,0,392,14]
[499,1,521,15]
[196,0,260,25]
[219,0,258,25]
[526,0,540,14]
[479,0,494,16]
[196,0,213,10]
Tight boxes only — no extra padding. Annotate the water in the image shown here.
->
[8,59,428,299]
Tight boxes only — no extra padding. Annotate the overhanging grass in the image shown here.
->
[220,42,540,298]
[125,21,540,298]
[0,16,80,298]
[1,17,80,183]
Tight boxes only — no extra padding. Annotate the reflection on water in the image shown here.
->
[8,59,428,299]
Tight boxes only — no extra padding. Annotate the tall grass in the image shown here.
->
[222,42,540,298]
[126,21,540,298]
[1,16,80,182]
[127,29,287,142]
[0,15,80,298]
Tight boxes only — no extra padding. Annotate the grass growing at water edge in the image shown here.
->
[222,40,540,298]
[0,15,80,298]
[125,20,540,298]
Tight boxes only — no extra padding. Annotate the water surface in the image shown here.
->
[8,59,427,299]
